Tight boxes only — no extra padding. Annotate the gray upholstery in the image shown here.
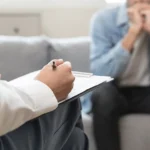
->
[48,37,90,72]
[0,36,150,150]
[120,115,150,150]
[0,36,50,81]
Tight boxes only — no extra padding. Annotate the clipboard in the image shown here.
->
[9,71,113,103]
[60,72,113,103]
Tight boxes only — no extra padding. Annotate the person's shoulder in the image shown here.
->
[92,6,120,27]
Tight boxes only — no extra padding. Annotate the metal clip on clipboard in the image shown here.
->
[73,71,93,78]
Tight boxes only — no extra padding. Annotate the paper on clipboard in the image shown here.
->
[60,72,113,103]
[9,71,113,103]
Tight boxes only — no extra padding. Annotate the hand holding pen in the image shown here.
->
[35,59,75,101]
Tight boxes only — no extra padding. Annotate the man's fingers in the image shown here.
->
[63,61,72,72]
[58,61,72,72]
[48,59,64,67]
[134,3,150,10]
[140,10,148,15]
[140,10,150,16]
[48,60,72,73]
[64,61,72,67]
[55,59,64,66]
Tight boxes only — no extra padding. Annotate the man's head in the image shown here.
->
[127,0,150,7]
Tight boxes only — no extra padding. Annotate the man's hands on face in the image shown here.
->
[122,3,150,52]
[128,4,144,34]
[141,9,150,33]
[128,3,150,34]
[35,59,75,102]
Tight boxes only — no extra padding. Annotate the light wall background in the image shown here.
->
[0,0,122,37]
[41,7,102,37]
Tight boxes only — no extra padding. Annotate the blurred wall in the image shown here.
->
[41,7,102,37]
[0,0,112,37]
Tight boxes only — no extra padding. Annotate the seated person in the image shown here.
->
[90,0,150,150]
[0,59,88,150]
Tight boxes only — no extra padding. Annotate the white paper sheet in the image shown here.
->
[10,71,113,103]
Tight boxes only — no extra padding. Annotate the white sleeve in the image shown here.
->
[0,80,58,136]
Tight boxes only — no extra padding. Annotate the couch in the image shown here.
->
[0,36,150,150]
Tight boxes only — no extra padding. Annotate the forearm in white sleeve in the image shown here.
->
[0,80,58,136]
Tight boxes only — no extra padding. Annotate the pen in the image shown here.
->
[52,61,57,70]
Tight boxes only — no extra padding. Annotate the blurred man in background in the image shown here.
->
[90,0,150,150]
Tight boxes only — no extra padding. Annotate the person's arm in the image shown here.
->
[90,11,140,78]
[0,80,58,136]
[0,59,75,136]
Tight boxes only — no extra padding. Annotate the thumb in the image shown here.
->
[58,61,72,72]
[55,59,64,66]
[64,61,72,67]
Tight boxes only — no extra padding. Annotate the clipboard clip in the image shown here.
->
[73,71,93,78]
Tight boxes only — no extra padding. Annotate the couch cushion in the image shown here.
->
[120,114,150,150]
[0,36,50,81]
[48,37,91,72]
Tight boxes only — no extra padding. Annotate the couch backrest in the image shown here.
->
[0,36,50,81]
[48,37,90,72]
[0,36,90,81]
